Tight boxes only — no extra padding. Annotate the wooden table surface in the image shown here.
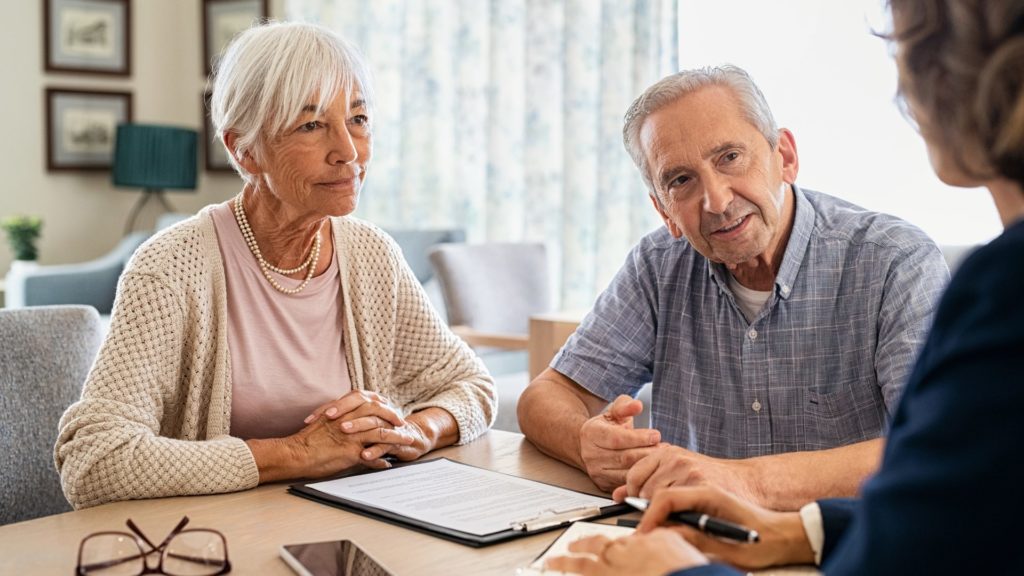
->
[0,429,817,575]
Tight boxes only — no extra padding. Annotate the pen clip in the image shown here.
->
[509,505,602,532]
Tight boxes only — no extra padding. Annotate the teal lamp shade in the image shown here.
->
[113,124,198,190]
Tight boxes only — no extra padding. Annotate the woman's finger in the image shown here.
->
[545,555,598,575]
[338,415,390,434]
[566,535,612,555]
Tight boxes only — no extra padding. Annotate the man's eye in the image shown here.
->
[671,175,689,187]
[723,151,739,163]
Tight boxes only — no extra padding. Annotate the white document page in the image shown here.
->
[305,459,614,536]
[518,521,636,575]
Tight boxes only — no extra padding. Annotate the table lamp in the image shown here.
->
[113,123,198,234]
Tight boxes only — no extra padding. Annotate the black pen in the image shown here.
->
[624,497,760,543]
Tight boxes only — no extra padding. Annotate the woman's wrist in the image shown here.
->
[246,436,304,484]
[406,408,459,453]
[770,511,816,566]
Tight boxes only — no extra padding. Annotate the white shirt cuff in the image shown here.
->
[799,501,825,566]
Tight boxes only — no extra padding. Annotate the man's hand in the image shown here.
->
[545,529,709,576]
[637,486,813,571]
[611,444,764,505]
[579,395,661,492]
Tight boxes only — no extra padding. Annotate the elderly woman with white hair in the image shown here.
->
[55,21,496,509]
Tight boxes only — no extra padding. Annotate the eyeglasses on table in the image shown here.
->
[75,516,231,575]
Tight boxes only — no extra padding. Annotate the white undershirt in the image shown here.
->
[727,274,772,323]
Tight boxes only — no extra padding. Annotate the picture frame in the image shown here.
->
[203,91,234,172]
[45,88,132,171]
[44,0,131,76]
[202,0,268,76]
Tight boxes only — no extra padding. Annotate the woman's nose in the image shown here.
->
[327,128,358,165]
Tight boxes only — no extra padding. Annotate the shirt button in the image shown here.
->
[781,284,791,296]
[748,328,758,340]
[752,400,762,412]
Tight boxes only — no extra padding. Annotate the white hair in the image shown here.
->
[622,65,778,196]
[209,21,374,182]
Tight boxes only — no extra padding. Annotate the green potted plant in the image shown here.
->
[1,215,43,261]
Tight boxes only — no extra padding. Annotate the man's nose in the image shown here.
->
[702,174,733,214]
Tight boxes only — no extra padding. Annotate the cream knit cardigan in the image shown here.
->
[55,207,496,509]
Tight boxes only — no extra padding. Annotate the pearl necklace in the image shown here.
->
[233,195,322,295]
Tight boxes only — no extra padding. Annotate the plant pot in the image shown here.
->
[4,260,38,308]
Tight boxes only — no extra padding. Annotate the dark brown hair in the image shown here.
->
[887,0,1024,185]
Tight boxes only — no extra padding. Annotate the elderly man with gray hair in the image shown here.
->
[518,65,947,510]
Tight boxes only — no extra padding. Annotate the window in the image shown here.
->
[679,0,1001,246]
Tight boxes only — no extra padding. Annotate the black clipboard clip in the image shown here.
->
[509,505,603,532]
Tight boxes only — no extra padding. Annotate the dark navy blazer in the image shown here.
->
[671,218,1024,576]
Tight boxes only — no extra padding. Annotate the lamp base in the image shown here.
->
[125,188,175,235]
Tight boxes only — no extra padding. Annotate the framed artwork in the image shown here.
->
[202,0,268,76]
[45,88,132,171]
[44,0,131,76]
[203,91,234,172]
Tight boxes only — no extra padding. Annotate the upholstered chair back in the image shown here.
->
[0,305,102,524]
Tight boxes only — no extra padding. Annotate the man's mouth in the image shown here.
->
[713,214,749,235]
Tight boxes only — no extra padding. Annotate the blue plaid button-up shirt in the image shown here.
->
[552,186,948,458]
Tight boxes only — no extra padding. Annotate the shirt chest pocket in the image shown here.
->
[802,383,886,451]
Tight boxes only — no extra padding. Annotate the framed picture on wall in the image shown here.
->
[202,0,268,76]
[45,88,132,171]
[44,0,131,76]
[203,91,234,172]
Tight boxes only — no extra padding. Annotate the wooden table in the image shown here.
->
[0,431,626,575]
[0,430,817,575]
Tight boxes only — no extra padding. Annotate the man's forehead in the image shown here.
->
[640,91,761,160]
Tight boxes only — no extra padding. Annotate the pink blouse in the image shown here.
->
[211,201,352,440]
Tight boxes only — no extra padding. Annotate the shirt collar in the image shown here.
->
[706,183,815,301]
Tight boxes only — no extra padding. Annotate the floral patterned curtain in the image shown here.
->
[285,0,678,309]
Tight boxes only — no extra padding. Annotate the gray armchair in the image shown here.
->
[0,305,103,524]
[429,242,550,432]
[4,231,150,314]
[383,228,465,318]
[4,213,191,315]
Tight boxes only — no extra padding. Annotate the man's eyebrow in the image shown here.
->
[656,141,748,188]
[706,141,745,159]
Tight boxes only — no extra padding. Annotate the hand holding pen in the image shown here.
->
[626,496,760,543]
[631,486,817,570]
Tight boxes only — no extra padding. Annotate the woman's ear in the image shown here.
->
[223,132,259,174]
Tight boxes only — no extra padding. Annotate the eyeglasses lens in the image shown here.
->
[80,534,144,575]
[163,530,227,576]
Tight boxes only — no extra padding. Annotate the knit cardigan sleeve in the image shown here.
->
[55,220,259,510]
[338,219,496,443]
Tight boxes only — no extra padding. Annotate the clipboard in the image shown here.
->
[288,458,631,547]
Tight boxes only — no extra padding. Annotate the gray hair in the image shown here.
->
[210,21,374,182]
[623,65,778,195]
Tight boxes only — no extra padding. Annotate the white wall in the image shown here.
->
[0,0,283,274]
[679,0,1002,247]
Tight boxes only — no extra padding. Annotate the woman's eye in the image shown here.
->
[299,121,320,132]
[352,114,370,127]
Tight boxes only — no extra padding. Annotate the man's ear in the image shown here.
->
[776,128,799,184]
[223,132,259,175]
[648,193,684,238]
